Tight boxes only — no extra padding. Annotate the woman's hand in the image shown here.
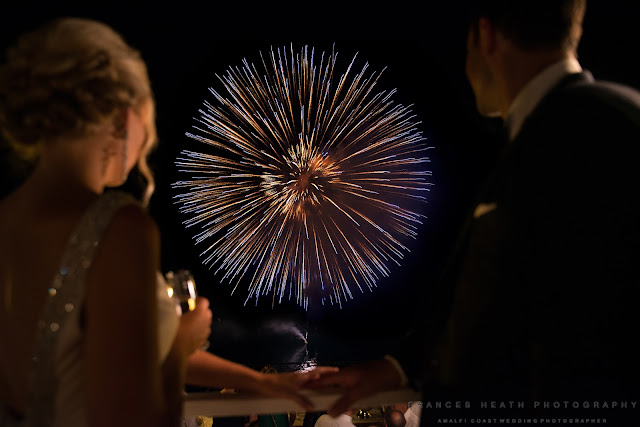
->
[175,297,212,356]
[301,359,404,416]
[250,367,340,411]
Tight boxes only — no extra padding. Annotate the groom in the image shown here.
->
[307,0,640,420]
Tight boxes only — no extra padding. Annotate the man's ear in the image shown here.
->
[477,17,498,57]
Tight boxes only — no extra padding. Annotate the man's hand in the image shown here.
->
[303,358,404,416]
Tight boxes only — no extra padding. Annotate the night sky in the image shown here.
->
[2,1,639,371]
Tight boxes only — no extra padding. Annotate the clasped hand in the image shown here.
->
[301,358,404,416]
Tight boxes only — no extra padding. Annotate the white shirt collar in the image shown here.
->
[506,57,582,140]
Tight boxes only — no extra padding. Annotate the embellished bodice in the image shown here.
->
[1,191,179,427]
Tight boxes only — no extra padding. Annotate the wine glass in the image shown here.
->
[164,269,209,350]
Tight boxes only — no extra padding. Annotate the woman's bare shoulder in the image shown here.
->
[88,201,160,297]
[103,202,159,242]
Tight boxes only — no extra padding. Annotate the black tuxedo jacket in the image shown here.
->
[399,71,640,408]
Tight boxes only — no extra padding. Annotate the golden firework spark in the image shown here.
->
[173,44,432,308]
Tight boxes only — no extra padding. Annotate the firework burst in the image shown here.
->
[172,44,432,308]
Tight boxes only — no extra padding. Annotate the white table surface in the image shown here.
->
[184,387,422,417]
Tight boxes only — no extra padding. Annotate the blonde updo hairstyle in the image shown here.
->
[0,17,157,205]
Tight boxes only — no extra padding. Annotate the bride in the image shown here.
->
[0,17,332,427]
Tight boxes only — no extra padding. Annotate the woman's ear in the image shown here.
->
[111,108,129,140]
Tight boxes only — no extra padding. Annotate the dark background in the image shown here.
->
[2,1,639,371]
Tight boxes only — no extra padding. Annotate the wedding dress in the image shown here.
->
[0,190,179,426]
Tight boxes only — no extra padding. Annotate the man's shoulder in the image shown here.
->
[552,74,640,118]
[314,414,355,427]
[511,74,640,164]
[522,73,640,138]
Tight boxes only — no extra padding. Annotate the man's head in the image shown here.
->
[384,409,406,427]
[468,0,586,52]
[465,0,587,117]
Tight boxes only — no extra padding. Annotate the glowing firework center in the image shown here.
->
[173,45,432,308]
[262,140,332,218]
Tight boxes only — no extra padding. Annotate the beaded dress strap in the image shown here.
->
[26,191,139,426]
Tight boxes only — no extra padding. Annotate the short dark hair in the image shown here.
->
[469,0,586,51]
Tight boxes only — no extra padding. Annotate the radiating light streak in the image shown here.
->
[172,44,433,308]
